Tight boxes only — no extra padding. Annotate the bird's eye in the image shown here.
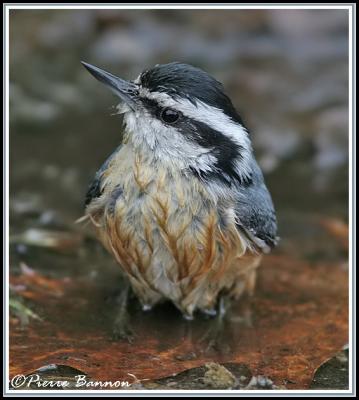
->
[160,108,180,124]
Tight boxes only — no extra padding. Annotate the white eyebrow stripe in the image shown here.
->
[139,88,252,152]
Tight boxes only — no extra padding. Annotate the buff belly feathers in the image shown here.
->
[86,144,261,318]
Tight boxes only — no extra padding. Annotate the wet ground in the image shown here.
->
[9,9,349,390]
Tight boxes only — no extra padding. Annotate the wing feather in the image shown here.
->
[234,159,278,253]
[84,145,122,207]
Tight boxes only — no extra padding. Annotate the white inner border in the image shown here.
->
[4,3,355,397]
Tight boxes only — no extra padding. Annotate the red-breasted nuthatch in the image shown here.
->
[81,61,278,320]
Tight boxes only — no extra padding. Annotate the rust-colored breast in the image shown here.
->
[86,148,260,316]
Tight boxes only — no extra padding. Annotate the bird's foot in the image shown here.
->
[112,310,134,343]
[111,284,135,343]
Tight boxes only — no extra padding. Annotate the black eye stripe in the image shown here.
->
[140,97,182,124]
[140,97,159,111]
[138,95,247,185]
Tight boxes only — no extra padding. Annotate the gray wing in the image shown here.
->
[84,145,121,207]
[234,160,278,253]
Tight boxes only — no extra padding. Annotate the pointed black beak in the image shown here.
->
[81,61,138,109]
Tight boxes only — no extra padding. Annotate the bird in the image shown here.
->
[80,61,278,322]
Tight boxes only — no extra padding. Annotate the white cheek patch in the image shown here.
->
[139,88,253,179]
[121,86,254,181]
[123,111,217,173]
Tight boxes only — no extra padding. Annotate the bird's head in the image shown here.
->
[82,61,254,186]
